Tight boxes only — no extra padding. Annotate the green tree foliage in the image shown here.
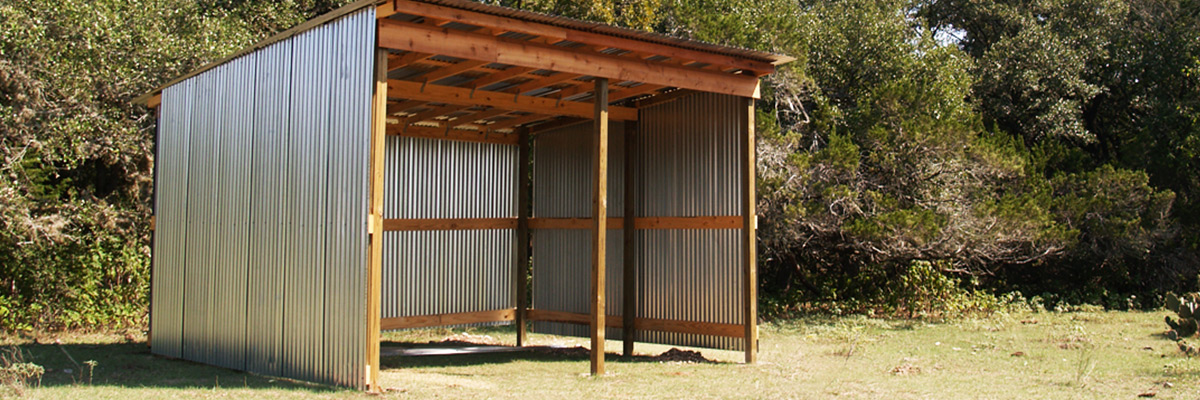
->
[0,0,352,331]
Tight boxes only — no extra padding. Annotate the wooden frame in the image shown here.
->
[381,309,515,330]
[528,216,743,230]
[589,78,609,376]
[742,97,758,364]
[526,310,744,338]
[516,128,532,346]
[622,121,637,357]
[383,218,517,231]
[366,49,388,393]
[377,19,762,99]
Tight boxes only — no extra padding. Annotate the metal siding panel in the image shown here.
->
[152,80,191,358]
[152,8,373,388]
[381,137,516,328]
[529,122,627,340]
[529,94,743,351]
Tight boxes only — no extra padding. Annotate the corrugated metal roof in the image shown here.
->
[408,0,793,66]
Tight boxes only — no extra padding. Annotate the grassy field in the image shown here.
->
[2,310,1197,399]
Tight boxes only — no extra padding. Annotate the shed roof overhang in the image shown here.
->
[135,0,793,144]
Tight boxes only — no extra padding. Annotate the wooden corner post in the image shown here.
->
[622,121,637,357]
[366,48,388,392]
[742,97,758,364]
[515,128,532,346]
[590,78,610,376]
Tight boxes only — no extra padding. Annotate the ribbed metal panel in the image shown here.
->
[382,137,516,326]
[530,93,745,351]
[530,122,629,340]
[151,8,374,388]
[151,78,193,358]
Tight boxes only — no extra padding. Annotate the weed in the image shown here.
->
[1,346,44,397]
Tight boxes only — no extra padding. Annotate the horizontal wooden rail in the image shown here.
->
[528,216,742,230]
[386,124,520,146]
[383,216,741,231]
[381,308,516,330]
[527,309,744,338]
[383,218,518,231]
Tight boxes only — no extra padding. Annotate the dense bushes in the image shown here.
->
[0,0,351,332]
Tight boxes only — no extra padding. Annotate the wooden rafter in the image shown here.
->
[386,99,425,115]
[482,113,554,132]
[405,104,470,123]
[386,79,637,120]
[377,19,762,99]
[420,59,488,82]
[387,51,431,71]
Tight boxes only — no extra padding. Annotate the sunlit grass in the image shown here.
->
[3,310,1197,399]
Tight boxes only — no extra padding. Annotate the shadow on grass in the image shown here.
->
[381,340,731,370]
[10,342,340,393]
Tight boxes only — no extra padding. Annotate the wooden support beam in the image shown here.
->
[403,104,470,124]
[387,99,426,115]
[386,79,638,121]
[516,128,532,346]
[526,310,744,338]
[528,216,743,230]
[385,124,519,145]
[622,121,637,357]
[741,97,758,364]
[388,51,431,71]
[590,78,609,376]
[458,108,513,125]
[512,73,583,95]
[146,94,162,109]
[377,19,762,99]
[366,49,388,394]
[380,309,516,330]
[467,66,535,88]
[483,114,555,132]
[382,0,778,75]
[422,60,489,82]
[382,217,518,231]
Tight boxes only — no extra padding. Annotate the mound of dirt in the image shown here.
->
[649,348,714,363]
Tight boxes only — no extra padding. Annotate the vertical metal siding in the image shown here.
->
[635,92,743,351]
[151,79,192,358]
[530,122,628,340]
[382,137,516,326]
[530,93,745,351]
[151,7,374,388]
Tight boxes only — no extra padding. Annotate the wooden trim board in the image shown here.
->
[381,309,516,330]
[526,309,744,339]
[529,216,743,230]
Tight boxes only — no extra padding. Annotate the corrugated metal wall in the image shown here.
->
[151,8,374,388]
[381,137,517,325]
[531,93,746,350]
[531,122,628,340]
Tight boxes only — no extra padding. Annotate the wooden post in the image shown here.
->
[590,78,610,376]
[741,97,758,364]
[366,48,388,392]
[515,128,532,346]
[621,121,637,357]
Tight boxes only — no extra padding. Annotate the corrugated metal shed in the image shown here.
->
[146,0,787,391]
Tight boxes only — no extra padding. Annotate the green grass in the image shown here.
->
[3,310,1198,399]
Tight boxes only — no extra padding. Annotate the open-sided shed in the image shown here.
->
[138,0,791,390]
